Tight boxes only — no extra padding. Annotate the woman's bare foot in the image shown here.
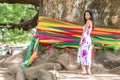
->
[81,71,86,75]
[81,64,86,74]
[86,70,91,75]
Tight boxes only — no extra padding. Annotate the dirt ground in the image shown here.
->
[0,48,120,80]
[0,62,120,80]
[58,70,120,80]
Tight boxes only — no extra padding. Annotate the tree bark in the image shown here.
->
[39,0,44,16]
[0,0,40,6]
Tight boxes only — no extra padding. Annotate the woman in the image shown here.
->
[77,10,94,75]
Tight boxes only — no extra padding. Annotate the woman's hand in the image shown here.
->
[79,37,83,47]
[79,41,83,46]
[80,42,82,46]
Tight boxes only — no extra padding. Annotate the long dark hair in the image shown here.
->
[84,10,94,29]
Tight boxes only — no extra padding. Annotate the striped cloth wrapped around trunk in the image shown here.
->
[22,16,120,67]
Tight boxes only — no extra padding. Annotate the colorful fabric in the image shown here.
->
[77,25,92,65]
[36,17,120,51]
[22,16,120,67]
[22,38,40,67]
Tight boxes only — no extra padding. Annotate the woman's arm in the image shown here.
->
[80,20,92,46]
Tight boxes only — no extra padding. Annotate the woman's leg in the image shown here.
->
[86,64,91,74]
[86,47,92,74]
[81,64,86,73]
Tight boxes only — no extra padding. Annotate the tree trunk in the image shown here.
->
[39,0,44,16]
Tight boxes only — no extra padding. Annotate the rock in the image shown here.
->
[37,69,54,80]
[33,46,64,66]
[8,63,21,75]
[91,63,108,74]
[94,50,120,69]
[104,50,118,61]
[23,63,62,79]
[16,68,25,80]
[103,51,120,69]
[57,53,77,70]
[5,73,16,80]
[109,66,120,75]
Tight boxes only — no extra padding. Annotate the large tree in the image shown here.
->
[0,0,120,30]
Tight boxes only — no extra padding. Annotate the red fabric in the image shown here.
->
[50,44,53,55]
[92,48,94,59]
[64,48,77,56]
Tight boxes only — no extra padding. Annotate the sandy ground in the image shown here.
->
[0,67,8,80]
[0,51,120,80]
[58,70,120,80]
[0,63,120,80]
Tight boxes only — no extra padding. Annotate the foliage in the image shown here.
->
[0,3,37,45]
[0,3,37,24]
[0,28,36,45]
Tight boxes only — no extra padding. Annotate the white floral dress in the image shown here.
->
[77,25,92,65]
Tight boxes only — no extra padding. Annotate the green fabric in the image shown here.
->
[103,45,118,53]
[22,38,35,67]
[23,39,40,67]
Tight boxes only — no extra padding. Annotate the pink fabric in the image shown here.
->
[34,34,76,42]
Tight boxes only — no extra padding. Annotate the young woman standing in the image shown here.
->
[77,10,94,75]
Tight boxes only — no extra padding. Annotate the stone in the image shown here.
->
[23,63,62,79]
[37,69,54,80]
[94,50,120,69]
[8,63,21,75]
[91,63,108,74]
[57,53,77,70]
[109,66,120,75]
[16,68,25,80]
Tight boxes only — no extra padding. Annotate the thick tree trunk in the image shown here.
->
[0,0,39,6]
[39,0,44,16]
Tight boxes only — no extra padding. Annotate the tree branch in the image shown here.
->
[11,12,39,30]
[0,12,39,31]
[0,0,40,6]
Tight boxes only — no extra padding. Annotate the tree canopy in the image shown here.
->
[0,3,37,45]
[0,3,37,24]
